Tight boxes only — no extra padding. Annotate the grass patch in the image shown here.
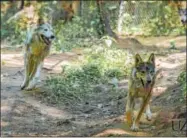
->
[41,46,133,106]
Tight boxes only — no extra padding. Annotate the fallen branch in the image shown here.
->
[14,69,24,76]
[43,59,65,71]
[42,67,53,71]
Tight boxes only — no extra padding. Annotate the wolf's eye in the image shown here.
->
[44,29,48,31]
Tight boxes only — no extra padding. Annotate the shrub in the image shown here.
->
[105,68,123,79]
[142,3,184,36]
[177,71,186,99]
[42,46,133,105]
[44,63,105,105]
[53,16,99,52]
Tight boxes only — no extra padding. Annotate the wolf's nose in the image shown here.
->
[51,35,55,39]
[147,80,151,84]
[181,20,186,24]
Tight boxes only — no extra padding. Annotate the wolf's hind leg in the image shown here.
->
[21,70,28,90]
[21,54,30,90]
[26,62,43,90]
[25,59,38,90]
[34,62,43,82]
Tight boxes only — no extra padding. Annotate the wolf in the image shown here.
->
[178,8,187,25]
[21,18,55,90]
[52,3,74,25]
[125,53,156,131]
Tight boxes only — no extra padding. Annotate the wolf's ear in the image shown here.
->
[135,54,142,66]
[148,53,155,65]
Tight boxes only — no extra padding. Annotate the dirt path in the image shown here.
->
[1,36,186,136]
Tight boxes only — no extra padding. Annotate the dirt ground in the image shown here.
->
[1,36,186,137]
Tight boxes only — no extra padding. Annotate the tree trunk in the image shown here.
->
[117,0,126,34]
[19,0,24,11]
[96,0,105,36]
[97,0,118,39]
[80,0,83,16]
[133,1,139,25]
[72,1,80,16]
[102,10,118,39]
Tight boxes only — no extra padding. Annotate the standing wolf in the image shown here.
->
[126,53,156,131]
[21,18,55,90]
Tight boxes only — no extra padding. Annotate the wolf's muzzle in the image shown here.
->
[147,80,152,84]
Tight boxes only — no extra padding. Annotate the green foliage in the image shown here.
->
[1,1,35,45]
[1,2,54,46]
[105,68,123,79]
[115,1,185,36]
[1,19,27,45]
[142,3,184,36]
[53,16,98,52]
[177,71,186,98]
[44,64,105,105]
[82,64,102,80]
[81,1,104,36]
[42,46,133,105]
[84,46,133,77]
[1,1,185,47]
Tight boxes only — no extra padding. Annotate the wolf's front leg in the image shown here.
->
[125,93,135,127]
[145,104,152,121]
[34,61,43,83]
[131,97,151,131]
[131,121,139,131]
[131,113,140,131]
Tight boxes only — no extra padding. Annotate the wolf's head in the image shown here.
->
[133,53,155,89]
[37,18,55,46]
[178,8,187,24]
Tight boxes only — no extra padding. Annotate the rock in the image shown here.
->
[166,96,171,101]
[57,119,71,126]
[97,104,103,108]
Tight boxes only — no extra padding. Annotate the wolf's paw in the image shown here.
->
[25,83,36,91]
[25,78,38,90]
[37,79,41,83]
[20,83,26,90]
[25,85,36,91]
[131,123,139,131]
[146,112,152,121]
[20,85,25,90]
